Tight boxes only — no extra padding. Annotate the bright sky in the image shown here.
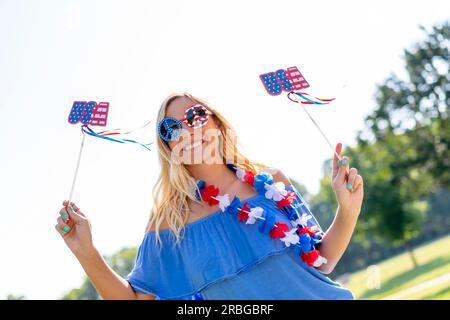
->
[0,0,448,299]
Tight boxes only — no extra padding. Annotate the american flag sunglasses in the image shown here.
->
[158,104,210,142]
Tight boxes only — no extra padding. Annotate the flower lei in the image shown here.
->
[194,164,327,268]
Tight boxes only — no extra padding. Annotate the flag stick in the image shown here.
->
[67,131,86,212]
[296,101,350,181]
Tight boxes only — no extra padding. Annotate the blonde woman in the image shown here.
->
[55,92,364,300]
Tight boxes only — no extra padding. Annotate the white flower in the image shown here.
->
[236,168,246,181]
[280,228,300,247]
[216,194,230,212]
[264,181,287,201]
[292,213,313,228]
[313,256,328,267]
[246,207,264,224]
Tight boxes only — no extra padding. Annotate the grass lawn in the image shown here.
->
[405,279,450,300]
[343,234,450,300]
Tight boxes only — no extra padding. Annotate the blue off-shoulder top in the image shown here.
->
[126,184,355,300]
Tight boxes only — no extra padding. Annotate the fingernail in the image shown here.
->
[62,213,68,220]
[61,229,66,235]
[68,205,74,212]
[337,161,342,167]
[343,159,348,165]
[63,226,70,232]
[347,183,353,190]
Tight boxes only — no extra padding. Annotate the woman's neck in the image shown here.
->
[187,163,236,189]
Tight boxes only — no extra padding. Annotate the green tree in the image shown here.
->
[362,22,449,188]
[309,22,449,271]
[358,22,449,266]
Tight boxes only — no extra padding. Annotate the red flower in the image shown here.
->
[297,226,318,237]
[269,222,290,239]
[200,185,220,206]
[244,171,255,186]
[301,249,320,266]
[276,191,296,208]
[238,202,249,222]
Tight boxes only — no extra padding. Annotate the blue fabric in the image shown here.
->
[126,184,354,300]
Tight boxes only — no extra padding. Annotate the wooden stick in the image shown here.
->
[67,133,86,212]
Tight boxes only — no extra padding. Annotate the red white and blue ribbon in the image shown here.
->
[287,91,335,105]
[81,124,153,151]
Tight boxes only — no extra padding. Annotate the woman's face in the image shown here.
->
[164,97,221,164]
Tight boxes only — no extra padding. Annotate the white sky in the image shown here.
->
[0,0,448,299]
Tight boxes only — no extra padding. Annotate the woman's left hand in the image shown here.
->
[331,143,364,219]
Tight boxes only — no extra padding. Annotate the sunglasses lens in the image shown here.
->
[158,117,181,141]
[184,105,209,128]
[195,106,207,118]
[185,109,196,126]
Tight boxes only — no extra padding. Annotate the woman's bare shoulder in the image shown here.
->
[259,166,292,186]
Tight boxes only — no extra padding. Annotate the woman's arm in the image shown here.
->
[55,201,156,300]
[315,205,359,274]
[317,143,364,274]
[264,142,364,275]
[75,247,156,300]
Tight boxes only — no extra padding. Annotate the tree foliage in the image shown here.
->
[311,21,449,272]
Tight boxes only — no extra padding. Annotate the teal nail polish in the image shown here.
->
[61,229,66,235]
[63,226,70,232]
[68,205,74,212]
[347,183,353,190]
[343,159,348,165]
[337,161,342,167]
[62,214,68,220]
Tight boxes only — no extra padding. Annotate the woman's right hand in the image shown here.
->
[55,201,95,257]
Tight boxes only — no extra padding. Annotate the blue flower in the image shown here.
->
[253,173,273,194]
[225,196,240,215]
[258,210,276,234]
[311,237,322,246]
[311,232,323,246]
[299,233,313,253]
[195,180,206,201]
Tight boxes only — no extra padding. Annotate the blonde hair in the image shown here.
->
[146,92,266,246]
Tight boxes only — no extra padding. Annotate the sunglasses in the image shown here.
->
[158,104,210,142]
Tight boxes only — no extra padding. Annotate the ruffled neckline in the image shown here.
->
[145,192,266,236]
[126,183,324,299]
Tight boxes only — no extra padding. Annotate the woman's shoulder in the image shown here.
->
[259,166,292,186]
